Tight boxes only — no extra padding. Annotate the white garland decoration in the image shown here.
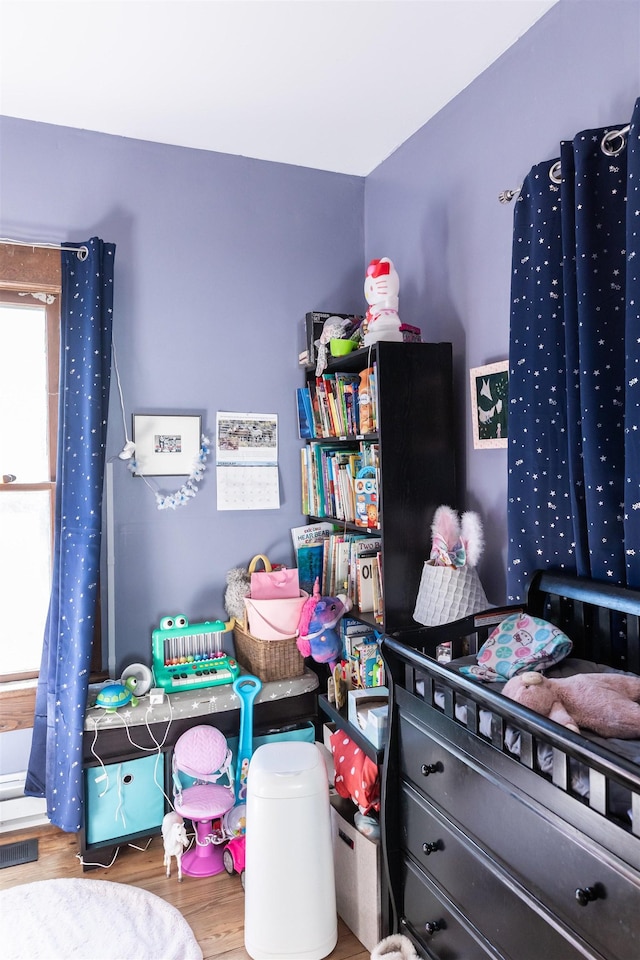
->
[128,434,211,510]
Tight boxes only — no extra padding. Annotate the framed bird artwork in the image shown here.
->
[469,360,509,449]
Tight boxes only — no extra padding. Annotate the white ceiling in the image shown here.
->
[0,0,557,176]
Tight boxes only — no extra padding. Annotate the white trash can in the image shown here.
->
[244,741,337,960]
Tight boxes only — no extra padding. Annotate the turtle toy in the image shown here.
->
[94,676,139,712]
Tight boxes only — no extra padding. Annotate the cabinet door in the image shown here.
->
[85,754,165,844]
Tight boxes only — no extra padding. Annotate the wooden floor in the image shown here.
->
[0,824,371,960]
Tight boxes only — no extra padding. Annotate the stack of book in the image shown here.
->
[300,440,379,521]
[292,523,383,621]
[296,362,378,440]
[341,618,385,688]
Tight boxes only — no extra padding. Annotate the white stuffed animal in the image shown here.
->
[162,811,189,882]
[371,933,420,960]
[363,258,403,346]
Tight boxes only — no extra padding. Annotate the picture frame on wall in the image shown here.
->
[132,414,202,476]
[469,361,508,449]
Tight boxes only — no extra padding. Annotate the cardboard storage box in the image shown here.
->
[347,687,389,749]
[323,721,336,752]
[330,798,381,952]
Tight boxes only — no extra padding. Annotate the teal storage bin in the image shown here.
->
[85,753,165,844]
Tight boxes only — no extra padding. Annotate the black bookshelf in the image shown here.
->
[301,340,456,634]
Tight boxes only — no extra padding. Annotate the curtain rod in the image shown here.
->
[499,123,632,204]
[0,237,88,260]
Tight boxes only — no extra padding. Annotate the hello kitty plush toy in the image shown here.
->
[363,258,403,346]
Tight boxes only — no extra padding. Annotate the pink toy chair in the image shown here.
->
[171,724,235,877]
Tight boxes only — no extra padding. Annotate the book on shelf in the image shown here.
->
[369,365,378,431]
[314,376,334,437]
[371,551,383,621]
[354,466,379,528]
[300,448,310,514]
[297,543,324,596]
[321,534,349,595]
[296,387,315,439]
[349,537,381,595]
[335,372,360,435]
[350,534,383,615]
[353,640,380,687]
[356,554,377,613]
[304,363,382,440]
[291,520,337,554]
[341,617,377,658]
[309,383,323,438]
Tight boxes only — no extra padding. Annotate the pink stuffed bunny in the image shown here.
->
[502,670,640,738]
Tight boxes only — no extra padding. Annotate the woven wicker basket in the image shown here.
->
[233,611,304,682]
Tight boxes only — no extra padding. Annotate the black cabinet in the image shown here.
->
[381,643,640,960]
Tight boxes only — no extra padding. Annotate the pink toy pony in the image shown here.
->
[297,578,352,673]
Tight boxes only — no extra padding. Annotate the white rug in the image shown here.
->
[0,878,203,960]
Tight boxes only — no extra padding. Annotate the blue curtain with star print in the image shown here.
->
[25,238,114,832]
[507,98,640,603]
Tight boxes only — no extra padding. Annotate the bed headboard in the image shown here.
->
[390,570,640,675]
[527,571,640,675]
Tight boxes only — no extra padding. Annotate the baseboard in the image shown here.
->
[0,772,48,834]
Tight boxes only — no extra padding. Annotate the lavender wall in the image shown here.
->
[364,0,640,605]
[0,118,364,675]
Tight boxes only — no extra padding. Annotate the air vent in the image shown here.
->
[0,838,38,869]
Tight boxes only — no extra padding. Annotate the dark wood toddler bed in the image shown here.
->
[380,570,640,960]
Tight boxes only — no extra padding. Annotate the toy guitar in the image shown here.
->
[233,675,262,802]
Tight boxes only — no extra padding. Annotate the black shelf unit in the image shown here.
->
[302,340,456,946]
[302,340,456,634]
[318,693,383,764]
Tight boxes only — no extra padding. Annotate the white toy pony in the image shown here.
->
[363,258,403,346]
[162,811,189,882]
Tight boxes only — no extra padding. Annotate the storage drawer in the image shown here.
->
[399,710,640,960]
[401,782,594,960]
[401,856,493,959]
[85,754,165,845]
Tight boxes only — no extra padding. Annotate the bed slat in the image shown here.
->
[588,768,607,816]
[551,748,569,791]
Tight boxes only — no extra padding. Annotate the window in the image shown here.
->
[0,247,60,682]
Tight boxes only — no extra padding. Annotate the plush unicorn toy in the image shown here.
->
[297,578,352,673]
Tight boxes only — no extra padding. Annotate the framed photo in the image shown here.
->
[469,361,508,449]
[132,414,202,476]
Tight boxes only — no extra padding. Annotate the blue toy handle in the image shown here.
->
[233,674,262,803]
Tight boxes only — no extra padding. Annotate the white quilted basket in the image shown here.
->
[413,561,488,627]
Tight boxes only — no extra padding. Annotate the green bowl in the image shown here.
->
[330,338,358,357]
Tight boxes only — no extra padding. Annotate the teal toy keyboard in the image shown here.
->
[152,615,239,694]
